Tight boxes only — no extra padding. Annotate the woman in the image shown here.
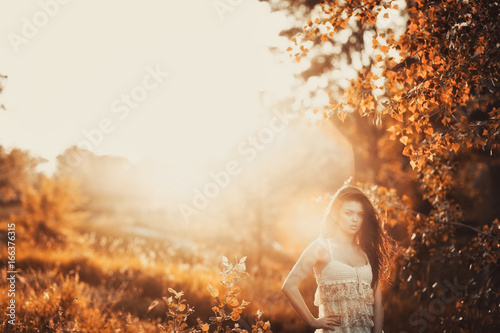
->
[281,184,395,332]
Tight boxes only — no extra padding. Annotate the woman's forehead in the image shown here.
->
[340,200,363,212]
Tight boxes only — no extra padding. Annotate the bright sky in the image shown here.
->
[0,0,297,175]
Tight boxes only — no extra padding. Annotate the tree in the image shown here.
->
[0,145,41,204]
[287,0,499,331]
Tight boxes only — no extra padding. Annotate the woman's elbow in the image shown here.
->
[281,280,296,295]
[281,282,289,294]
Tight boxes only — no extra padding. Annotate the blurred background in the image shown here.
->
[0,0,499,332]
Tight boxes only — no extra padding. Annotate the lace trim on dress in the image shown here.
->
[333,310,374,328]
[320,298,374,316]
[317,296,375,328]
[314,281,374,306]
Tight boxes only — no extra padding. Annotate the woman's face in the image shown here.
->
[335,200,364,235]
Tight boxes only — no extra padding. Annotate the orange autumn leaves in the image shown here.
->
[285,1,500,329]
[158,257,272,333]
[288,0,499,172]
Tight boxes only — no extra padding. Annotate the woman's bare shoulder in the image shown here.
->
[310,237,328,247]
[304,237,330,261]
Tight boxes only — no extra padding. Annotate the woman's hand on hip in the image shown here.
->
[310,314,341,330]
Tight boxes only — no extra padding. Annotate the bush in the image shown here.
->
[152,256,272,333]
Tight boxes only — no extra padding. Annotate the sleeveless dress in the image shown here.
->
[313,238,375,333]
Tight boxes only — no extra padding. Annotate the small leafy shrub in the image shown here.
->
[153,256,272,333]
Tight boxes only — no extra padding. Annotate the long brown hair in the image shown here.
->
[321,185,396,289]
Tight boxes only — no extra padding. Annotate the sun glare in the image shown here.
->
[0,0,297,189]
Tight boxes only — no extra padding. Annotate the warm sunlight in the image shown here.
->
[0,0,296,182]
[2,0,498,332]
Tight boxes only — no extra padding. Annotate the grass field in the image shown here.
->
[0,198,476,333]
[0,207,320,332]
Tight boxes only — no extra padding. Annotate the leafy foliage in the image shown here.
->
[155,256,272,333]
[290,0,500,331]
[158,288,196,332]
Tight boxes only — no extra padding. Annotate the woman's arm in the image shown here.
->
[281,238,340,331]
[372,280,383,333]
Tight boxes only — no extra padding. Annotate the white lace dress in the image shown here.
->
[313,238,375,333]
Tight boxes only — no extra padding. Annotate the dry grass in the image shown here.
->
[0,212,309,332]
